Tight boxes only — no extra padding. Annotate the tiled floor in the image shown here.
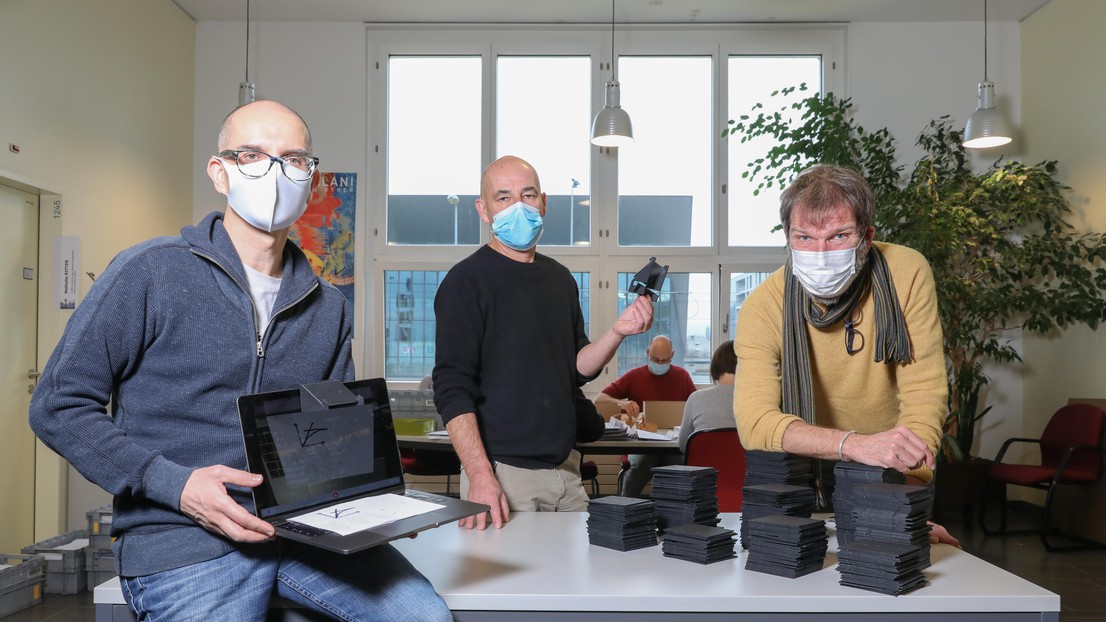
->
[5,502,1105,621]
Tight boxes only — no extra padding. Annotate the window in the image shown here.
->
[386,56,482,246]
[727,56,823,247]
[615,271,713,384]
[498,56,593,247]
[618,56,713,247]
[383,269,591,381]
[383,270,447,380]
[368,27,842,384]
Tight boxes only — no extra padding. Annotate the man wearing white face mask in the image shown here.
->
[733,164,958,546]
[30,100,452,620]
[433,155,655,530]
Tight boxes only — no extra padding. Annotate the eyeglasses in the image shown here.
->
[845,308,864,355]
[218,149,319,182]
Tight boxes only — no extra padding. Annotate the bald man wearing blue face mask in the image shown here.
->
[595,335,698,497]
[433,155,655,530]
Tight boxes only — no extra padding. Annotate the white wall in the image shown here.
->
[194,21,369,365]
[0,0,196,536]
[1020,0,1106,539]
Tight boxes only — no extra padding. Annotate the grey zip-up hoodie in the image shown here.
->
[29,211,354,577]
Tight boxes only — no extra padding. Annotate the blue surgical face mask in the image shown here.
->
[491,201,544,251]
[648,361,671,376]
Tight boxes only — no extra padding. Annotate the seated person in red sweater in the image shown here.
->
[596,335,698,497]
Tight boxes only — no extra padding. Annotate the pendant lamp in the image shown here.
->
[963,0,1012,149]
[591,0,633,147]
[238,0,256,107]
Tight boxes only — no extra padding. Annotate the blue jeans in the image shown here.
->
[120,541,452,622]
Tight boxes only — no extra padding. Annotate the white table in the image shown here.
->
[397,433,683,456]
[95,512,1060,621]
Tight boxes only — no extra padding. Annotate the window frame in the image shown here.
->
[365,24,845,384]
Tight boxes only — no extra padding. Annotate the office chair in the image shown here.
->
[616,454,631,496]
[684,427,747,512]
[580,459,601,497]
[978,403,1106,551]
[400,448,462,496]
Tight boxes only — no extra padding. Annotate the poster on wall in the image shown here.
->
[289,172,356,312]
[55,235,79,310]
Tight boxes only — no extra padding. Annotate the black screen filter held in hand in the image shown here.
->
[629,256,669,301]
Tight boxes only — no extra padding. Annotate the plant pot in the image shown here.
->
[932,457,993,527]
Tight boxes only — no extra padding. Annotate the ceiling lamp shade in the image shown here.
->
[591,80,633,147]
[962,0,1011,149]
[591,0,633,147]
[963,81,1012,148]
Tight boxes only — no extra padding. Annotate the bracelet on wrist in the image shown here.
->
[838,430,857,462]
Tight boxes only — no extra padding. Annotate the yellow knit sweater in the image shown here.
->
[734,242,947,482]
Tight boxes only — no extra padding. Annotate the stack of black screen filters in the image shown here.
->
[740,483,817,550]
[740,450,816,550]
[832,462,906,546]
[744,514,829,578]
[586,496,659,552]
[661,522,738,564]
[743,450,814,487]
[649,465,720,532]
[833,462,933,595]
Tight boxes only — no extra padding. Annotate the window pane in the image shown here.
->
[384,270,448,380]
[571,271,591,337]
[384,269,590,381]
[727,56,822,247]
[387,57,482,245]
[618,57,713,247]
[730,270,771,322]
[616,271,712,384]
[498,56,592,246]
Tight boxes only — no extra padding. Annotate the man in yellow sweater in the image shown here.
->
[734,165,956,544]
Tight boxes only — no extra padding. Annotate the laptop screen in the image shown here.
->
[238,378,405,520]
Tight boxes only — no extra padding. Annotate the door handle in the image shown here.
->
[28,369,40,380]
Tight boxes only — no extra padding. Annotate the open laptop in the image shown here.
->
[237,378,488,554]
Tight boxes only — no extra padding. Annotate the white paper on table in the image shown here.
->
[426,429,450,437]
[635,429,674,441]
[287,493,444,536]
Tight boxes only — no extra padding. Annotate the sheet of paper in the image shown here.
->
[636,429,674,441]
[287,493,444,536]
[426,429,450,437]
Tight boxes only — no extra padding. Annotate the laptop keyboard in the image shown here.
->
[279,521,335,538]
[404,490,439,502]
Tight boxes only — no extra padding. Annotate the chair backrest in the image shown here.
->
[684,427,746,512]
[1040,403,1106,475]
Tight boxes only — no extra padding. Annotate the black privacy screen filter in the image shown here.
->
[628,256,668,301]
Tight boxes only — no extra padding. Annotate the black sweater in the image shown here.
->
[433,245,592,469]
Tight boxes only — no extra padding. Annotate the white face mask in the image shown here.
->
[790,245,860,299]
[221,161,312,232]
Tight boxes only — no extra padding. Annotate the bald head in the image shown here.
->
[480,156,542,203]
[647,335,674,361]
[474,155,547,236]
[217,100,312,153]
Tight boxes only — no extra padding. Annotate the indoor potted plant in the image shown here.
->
[724,87,1106,499]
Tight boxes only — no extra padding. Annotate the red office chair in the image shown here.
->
[978,403,1106,551]
[684,427,747,512]
[580,459,600,497]
[400,448,462,496]
[616,454,631,496]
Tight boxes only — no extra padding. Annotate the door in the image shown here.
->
[0,182,39,554]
